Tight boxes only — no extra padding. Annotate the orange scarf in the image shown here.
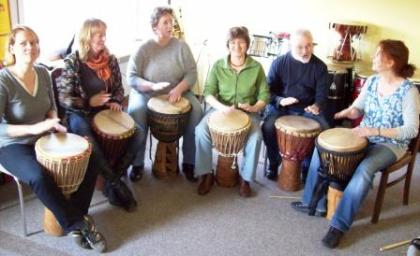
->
[86,51,111,81]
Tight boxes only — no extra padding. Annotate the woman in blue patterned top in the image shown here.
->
[291,40,419,248]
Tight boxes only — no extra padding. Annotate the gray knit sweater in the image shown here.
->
[126,38,197,96]
[0,66,56,147]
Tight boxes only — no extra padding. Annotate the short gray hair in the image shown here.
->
[150,7,173,29]
[290,29,313,45]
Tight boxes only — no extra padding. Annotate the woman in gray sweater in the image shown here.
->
[127,6,203,182]
[0,26,106,252]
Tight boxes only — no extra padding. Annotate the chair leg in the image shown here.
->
[403,161,415,205]
[13,177,27,236]
[371,172,389,224]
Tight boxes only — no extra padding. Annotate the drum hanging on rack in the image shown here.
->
[147,95,191,179]
[325,65,348,127]
[275,116,321,191]
[351,70,375,127]
[314,128,367,219]
[35,133,92,236]
[208,109,251,187]
[92,109,136,167]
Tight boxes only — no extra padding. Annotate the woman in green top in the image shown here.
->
[195,26,269,197]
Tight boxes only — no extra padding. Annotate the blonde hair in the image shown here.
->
[4,25,39,66]
[78,18,108,61]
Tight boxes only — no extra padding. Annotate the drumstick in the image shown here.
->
[269,195,300,199]
[380,236,419,251]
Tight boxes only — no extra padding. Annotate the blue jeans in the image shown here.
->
[195,109,262,182]
[127,90,203,167]
[301,144,397,232]
[0,144,98,233]
[261,105,329,171]
[67,112,142,182]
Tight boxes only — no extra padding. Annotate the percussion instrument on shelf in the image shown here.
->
[249,34,270,58]
[329,21,367,62]
[92,109,136,167]
[208,109,251,187]
[325,65,348,127]
[351,70,375,127]
[147,95,191,179]
[310,128,368,218]
[275,116,321,191]
[249,33,285,59]
[35,133,92,236]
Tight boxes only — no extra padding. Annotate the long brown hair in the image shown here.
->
[379,39,416,78]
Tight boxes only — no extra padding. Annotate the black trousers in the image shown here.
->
[0,144,97,233]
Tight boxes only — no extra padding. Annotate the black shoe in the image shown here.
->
[264,165,278,181]
[322,226,344,249]
[290,201,326,217]
[70,215,106,252]
[106,180,137,212]
[71,230,92,250]
[129,165,144,182]
[182,163,198,182]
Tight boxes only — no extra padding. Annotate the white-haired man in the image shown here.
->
[262,29,330,181]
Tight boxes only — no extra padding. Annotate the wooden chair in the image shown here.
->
[371,122,420,224]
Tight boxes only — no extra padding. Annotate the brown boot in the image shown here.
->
[239,178,252,198]
[197,173,214,195]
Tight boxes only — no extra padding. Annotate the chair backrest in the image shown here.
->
[407,116,420,155]
[50,67,65,119]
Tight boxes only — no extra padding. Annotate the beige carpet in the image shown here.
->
[0,141,419,256]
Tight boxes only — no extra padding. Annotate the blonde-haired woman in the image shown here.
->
[0,25,106,252]
[58,18,141,212]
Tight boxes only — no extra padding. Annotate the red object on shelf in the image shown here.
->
[351,71,374,127]
[329,22,367,62]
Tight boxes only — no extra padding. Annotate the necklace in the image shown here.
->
[230,59,245,68]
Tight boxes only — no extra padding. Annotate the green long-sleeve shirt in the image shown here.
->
[204,56,269,106]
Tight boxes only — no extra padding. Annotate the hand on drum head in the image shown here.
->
[89,91,111,107]
[31,118,66,135]
[351,126,377,138]
[106,102,122,112]
[168,86,182,103]
[220,105,236,114]
[53,123,67,133]
[304,103,320,115]
[280,97,299,107]
[151,82,170,91]
[334,107,362,120]
[238,103,257,113]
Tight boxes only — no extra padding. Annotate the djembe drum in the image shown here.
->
[147,95,191,179]
[308,128,368,219]
[208,109,251,187]
[275,116,321,191]
[325,65,348,127]
[329,21,367,62]
[92,109,136,167]
[351,70,375,127]
[35,133,92,236]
